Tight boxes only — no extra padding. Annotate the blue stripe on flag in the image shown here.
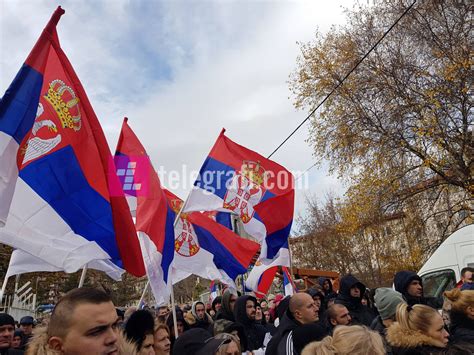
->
[19,145,122,266]
[161,205,176,283]
[193,224,246,280]
[266,227,291,260]
[0,64,43,144]
[194,157,234,200]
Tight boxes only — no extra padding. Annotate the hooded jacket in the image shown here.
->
[393,271,443,309]
[187,301,213,330]
[334,274,375,326]
[215,290,235,322]
[233,295,266,351]
[318,278,337,300]
[25,327,137,355]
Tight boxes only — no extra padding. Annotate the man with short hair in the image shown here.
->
[265,292,320,355]
[394,270,443,308]
[156,305,170,323]
[458,267,474,290]
[0,313,23,354]
[325,303,351,335]
[27,288,120,354]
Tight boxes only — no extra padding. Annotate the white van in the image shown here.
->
[418,224,474,298]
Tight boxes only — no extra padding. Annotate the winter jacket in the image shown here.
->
[448,309,474,344]
[334,274,375,326]
[25,326,137,355]
[0,349,23,355]
[265,308,300,355]
[233,295,267,351]
[318,277,337,301]
[215,290,235,322]
[370,315,394,355]
[186,301,213,331]
[386,321,446,355]
[393,271,443,309]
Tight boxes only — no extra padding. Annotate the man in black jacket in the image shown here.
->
[334,274,375,326]
[393,270,443,309]
[233,295,267,352]
[265,292,319,355]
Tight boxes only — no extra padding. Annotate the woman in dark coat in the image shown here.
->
[444,288,474,344]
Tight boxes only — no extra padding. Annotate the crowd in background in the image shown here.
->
[0,266,472,354]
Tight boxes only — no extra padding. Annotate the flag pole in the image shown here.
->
[78,264,88,288]
[137,280,149,308]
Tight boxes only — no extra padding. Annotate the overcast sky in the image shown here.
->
[0,0,355,234]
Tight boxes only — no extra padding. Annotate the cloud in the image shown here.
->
[1,0,353,229]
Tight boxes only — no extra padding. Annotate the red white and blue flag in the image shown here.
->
[167,190,260,288]
[209,280,218,300]
[0,7,145,276]
[283,266,296,296]
[114,118,176,304]
[184,129,294,262]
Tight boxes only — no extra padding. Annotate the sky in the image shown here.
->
[0,0,355,234]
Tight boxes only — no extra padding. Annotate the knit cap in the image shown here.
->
[374,287,405,320]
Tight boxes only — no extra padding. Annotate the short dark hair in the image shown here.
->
[461,267,474,277]
[48,288,113,338]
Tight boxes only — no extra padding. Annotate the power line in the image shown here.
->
[267,0,418,159]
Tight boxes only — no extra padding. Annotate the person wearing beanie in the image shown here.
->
[393,270,443,308]
[0,313,23,355]
[124,310,155,355]
[370,288,406,355]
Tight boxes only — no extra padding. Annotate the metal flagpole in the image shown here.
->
[77,264,88,288]
[137,280,149,308]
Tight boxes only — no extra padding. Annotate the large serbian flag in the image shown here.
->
[184,129,295,262]
[166,190,260,288]
[0,7,145,276]
[114,118,175,304]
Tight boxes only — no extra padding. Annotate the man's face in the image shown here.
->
[331,306,351,326]
[323,280,330,291]
[313,295,321,309]
[54,301,119,355]
[154,328,170,355]
[176,321,184,335]
[296,294,318,324]
[229,295,237,311]
[0,324,14,349]
[158,307,169,317]
[20,323,33,335]
[350,286,360,298]
[214,303,222,312]
[464,271,473,283]
[246,300,256,320]
[12,335,22,348]
[407,280,423,297]
[195,304,206,320]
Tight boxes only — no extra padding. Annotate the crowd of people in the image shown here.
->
[0,267,472,354]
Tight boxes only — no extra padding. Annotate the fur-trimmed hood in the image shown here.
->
[25,326,137,355]
[386,322,446,349]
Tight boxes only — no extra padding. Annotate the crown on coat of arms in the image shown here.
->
[170,199,188,219]
[240,160,266,185]
[44,79,82,132]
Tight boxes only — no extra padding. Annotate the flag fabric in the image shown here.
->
[4,249,124,281]
[0,7,144,276]
[209,280,218,301]
[282,266,296,296]
[183,129,294,262]
[167,190,260,288]
[245,245,290,295]
[114,118,176,305]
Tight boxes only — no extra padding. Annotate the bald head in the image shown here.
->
[289,293,318,324]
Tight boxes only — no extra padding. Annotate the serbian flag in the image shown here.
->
[114,118,175,304]
[245,245,290,295]
[209,280,218,301]
[283,266,296,296]
[184,129,294,262]
[0,7,145,276]
[167,190,260,288]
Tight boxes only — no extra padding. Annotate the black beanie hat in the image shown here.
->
[124,310,155,350]
[0,313,15,327]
